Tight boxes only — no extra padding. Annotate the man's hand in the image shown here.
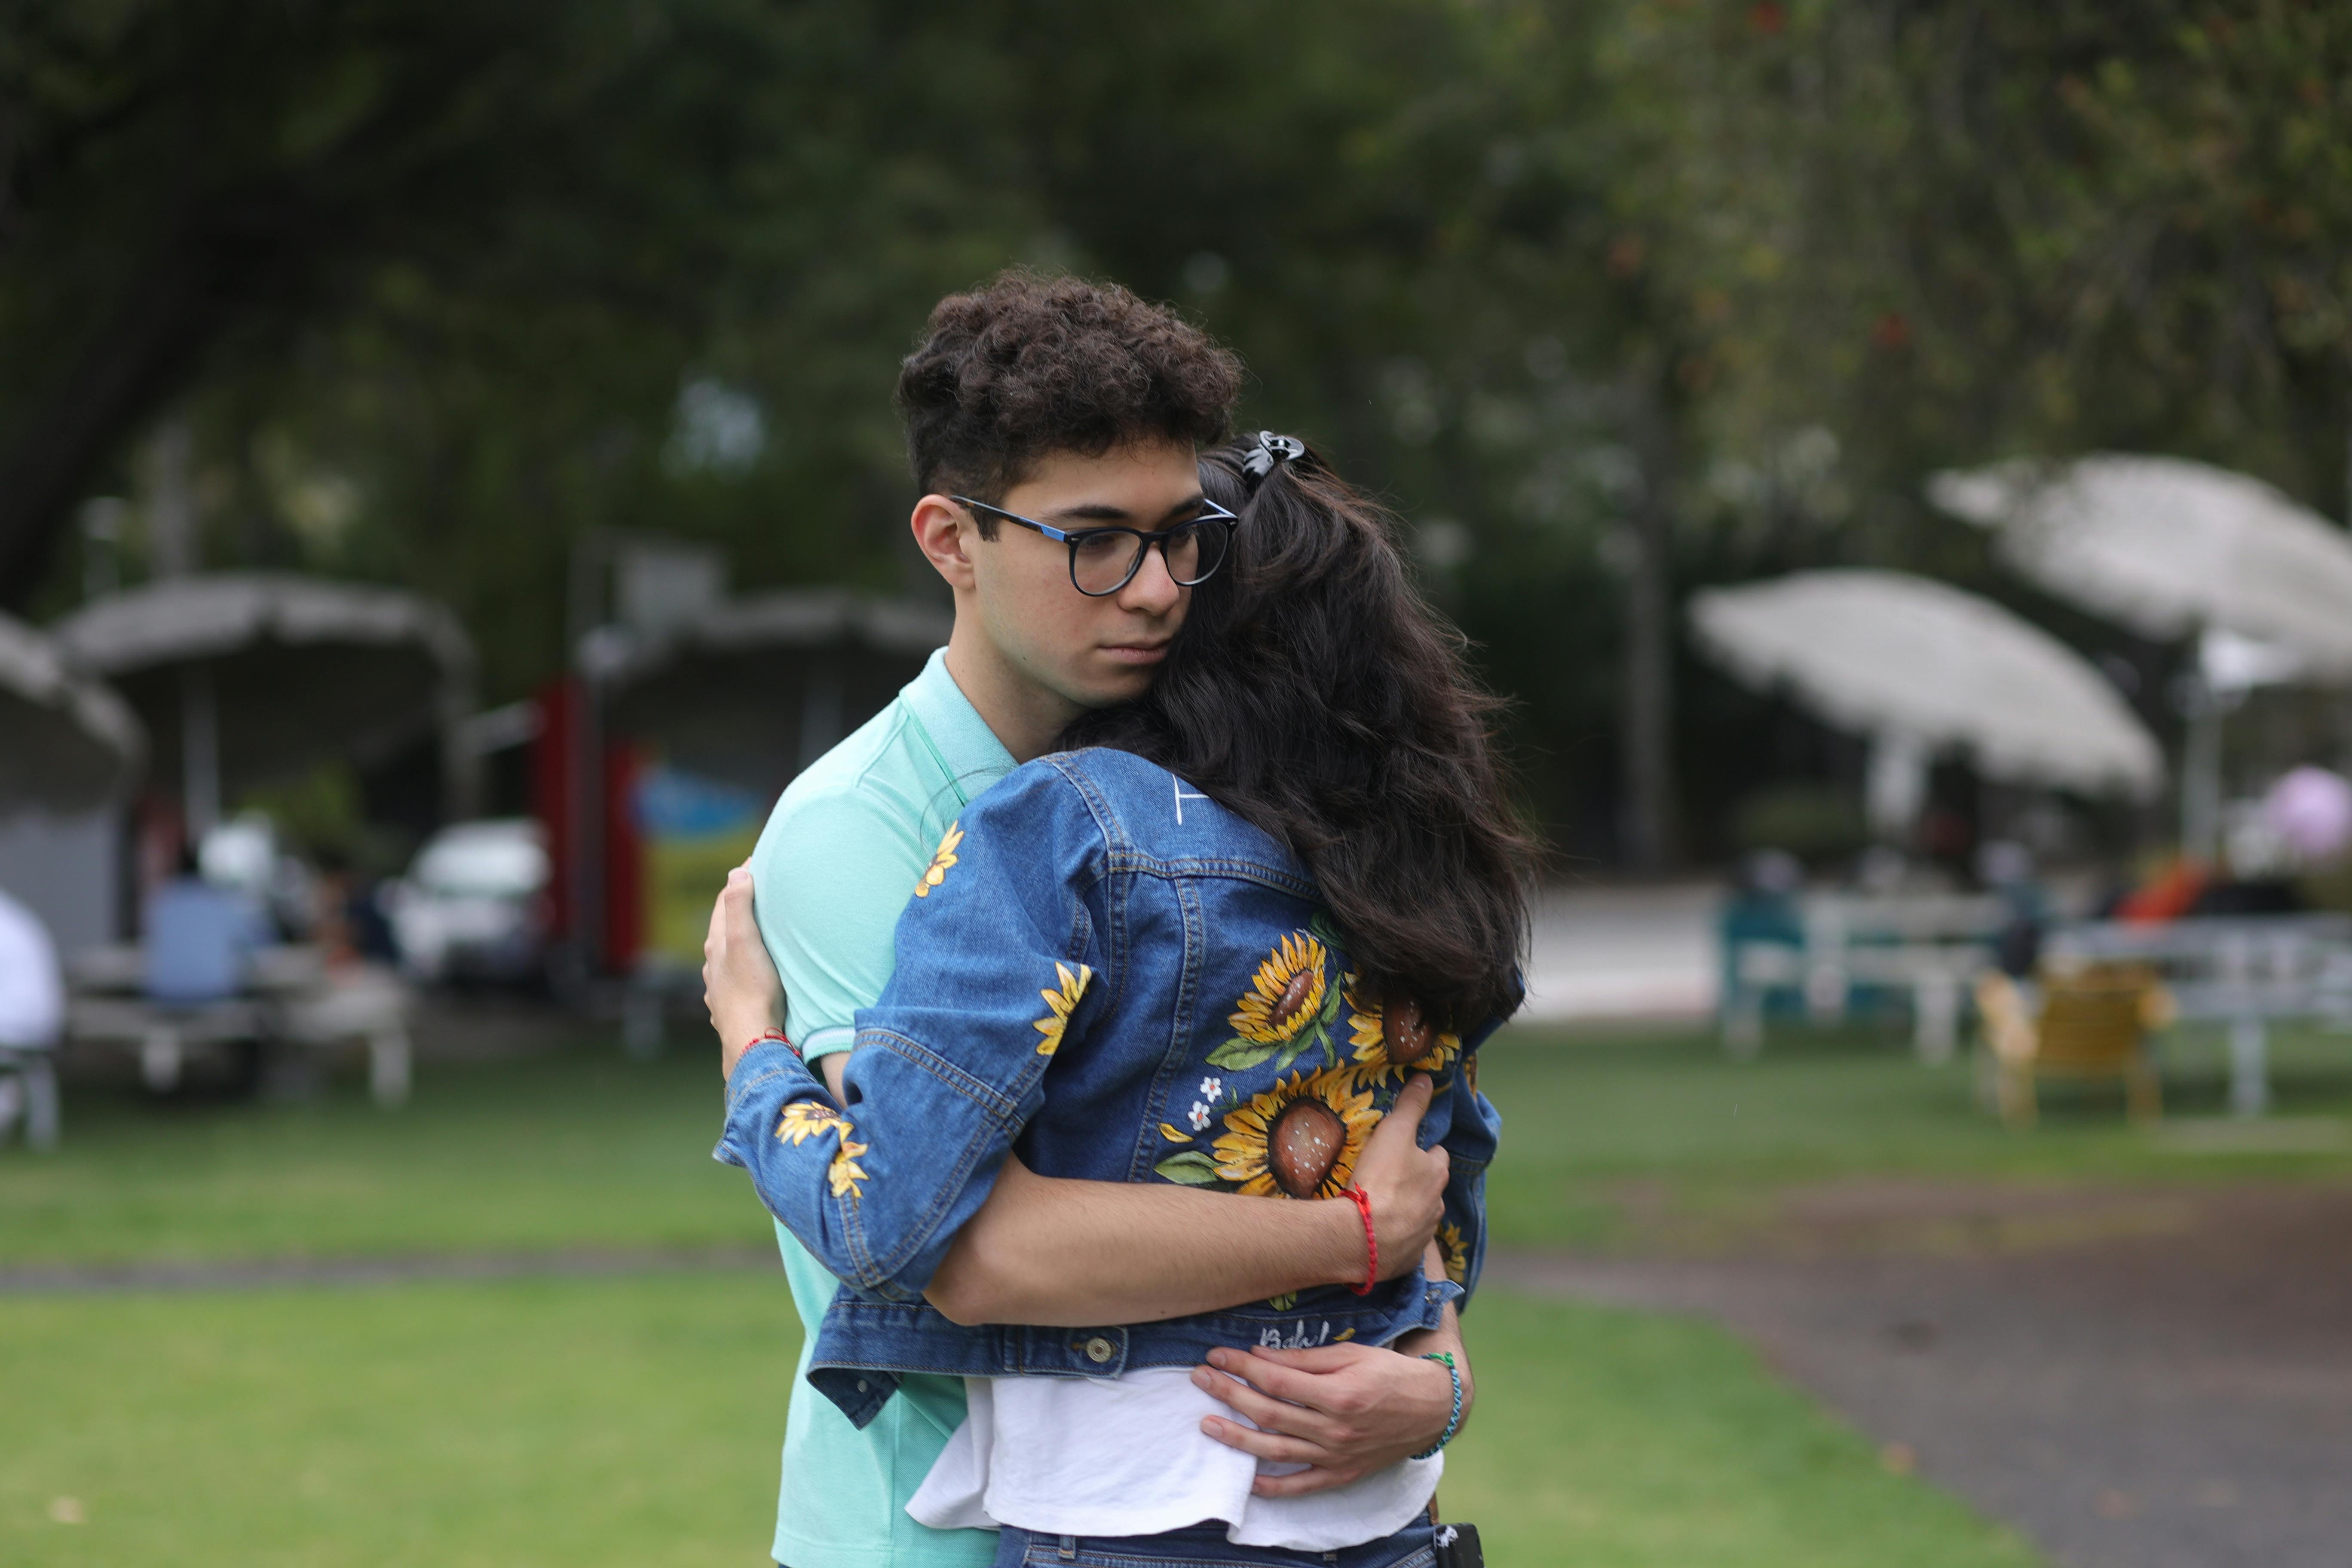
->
[1348,1073,1448,1280]
[704,866,785,1080]
[1196,1237,1472,1494]
[1191,1338,1461,1495]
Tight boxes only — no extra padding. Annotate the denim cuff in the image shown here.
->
[712,1040,821,1169]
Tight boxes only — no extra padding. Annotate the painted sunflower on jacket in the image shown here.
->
[776,1101,853,1146]
[1230,933,1330,1046]
[1212,1066,1381,1200]
[1344,977,1461,1080]
[827,1138,870,1199]
[913,822,963,898]
[1034,962,1092,1057]
[1436,1221,1469,1286]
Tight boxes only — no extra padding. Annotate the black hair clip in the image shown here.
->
[1240,432,1306,484]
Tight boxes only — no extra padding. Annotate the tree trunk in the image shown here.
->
[1620,372,1680,872]
[0,237,238,605]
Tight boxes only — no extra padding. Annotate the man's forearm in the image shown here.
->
[925,1161,1369,1326]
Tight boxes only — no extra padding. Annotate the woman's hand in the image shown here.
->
[704,865,785,1080]
[1345,1073,1448,1279]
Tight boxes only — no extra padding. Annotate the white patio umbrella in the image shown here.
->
[1927,455,2352,854]
[54,573,474,835]
[1925,454,2352,677]
[0,613,144,813]
[1690,570,2162,836]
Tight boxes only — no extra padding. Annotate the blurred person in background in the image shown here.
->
[0,883,64,1142]
[702,276,1500,1568]
[1720,848,1805,1017]
[0,884,62,1048]
[1978,840,2050,980]
[144,843,272,1004]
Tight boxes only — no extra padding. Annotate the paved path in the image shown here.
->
[1520,881,1718,1023]
[1491,1184,2352,1568]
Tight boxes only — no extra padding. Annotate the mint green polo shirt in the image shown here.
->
[746,646,1014,1568]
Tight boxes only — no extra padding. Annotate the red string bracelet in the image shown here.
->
[748,1028,797,1060]
[1343,1185,1377,1295]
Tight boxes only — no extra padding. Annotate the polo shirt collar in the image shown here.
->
[901,647,1017,799]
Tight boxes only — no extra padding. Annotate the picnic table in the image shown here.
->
[1722,893,2003,1062]
[2047,915,2352,1116]
[1727,902,2352,1116]
[64,943,414,1107]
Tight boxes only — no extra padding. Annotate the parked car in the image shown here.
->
[384,819,551,986]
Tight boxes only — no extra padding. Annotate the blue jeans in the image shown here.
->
[992,1520,1436,1568]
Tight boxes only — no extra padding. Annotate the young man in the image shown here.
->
[726,274,1473,1568]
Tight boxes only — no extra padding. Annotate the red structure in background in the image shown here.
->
[530,675,643,973]
[602,742,644,971]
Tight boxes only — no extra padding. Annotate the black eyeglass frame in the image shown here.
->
[951,495,1239,597]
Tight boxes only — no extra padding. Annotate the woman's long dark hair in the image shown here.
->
[1063,438,1535,1031]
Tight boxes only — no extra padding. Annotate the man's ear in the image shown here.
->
[910,495,978,591]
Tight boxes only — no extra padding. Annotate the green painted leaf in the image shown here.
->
[1207,1037,1279,1070]
[1154,1152,1226,1186]
[1319,981,1344,1023]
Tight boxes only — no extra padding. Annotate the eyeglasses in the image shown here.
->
[952,495,1238,597]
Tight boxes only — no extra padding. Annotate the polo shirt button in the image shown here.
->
[1084,1336,1115,1364]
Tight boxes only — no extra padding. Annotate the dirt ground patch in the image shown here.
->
[1491,1180,2352,1568]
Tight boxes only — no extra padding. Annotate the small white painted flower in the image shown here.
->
[1198,1076,1222,1100]
[1186,1101,1212,1131]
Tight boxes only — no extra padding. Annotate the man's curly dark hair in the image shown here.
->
[896,271,1243,532]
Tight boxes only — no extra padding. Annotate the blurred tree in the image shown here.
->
[1,0,676,595]
[14,0,2344,863]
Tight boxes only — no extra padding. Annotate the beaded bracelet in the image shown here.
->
[1410,1351,1462,1460]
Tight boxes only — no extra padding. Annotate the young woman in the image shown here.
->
[710,432,1531,1567]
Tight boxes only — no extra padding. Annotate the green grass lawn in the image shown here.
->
[14,1017,2351,1269]
[0,1274,2037,1568]
[1480,1019,2352,1250]
[0,1046,765,1266]
[0,1271,795,1567]
[13,1014,2343,1565]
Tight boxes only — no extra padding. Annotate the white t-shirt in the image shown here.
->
[906,1368,1439,1550]
[0,887,63,1049]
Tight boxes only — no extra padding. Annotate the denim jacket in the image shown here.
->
[716,746,1504,1429]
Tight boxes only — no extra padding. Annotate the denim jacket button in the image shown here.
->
[856,1378,869,1393]
[1084,1336,1115,1364]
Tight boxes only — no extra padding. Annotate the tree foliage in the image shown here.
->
[6,0,2346,858]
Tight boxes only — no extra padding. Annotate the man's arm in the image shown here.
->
[712,829,1471,1487]
[714,832,1450,1318]
[925,1077,1451,1326]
